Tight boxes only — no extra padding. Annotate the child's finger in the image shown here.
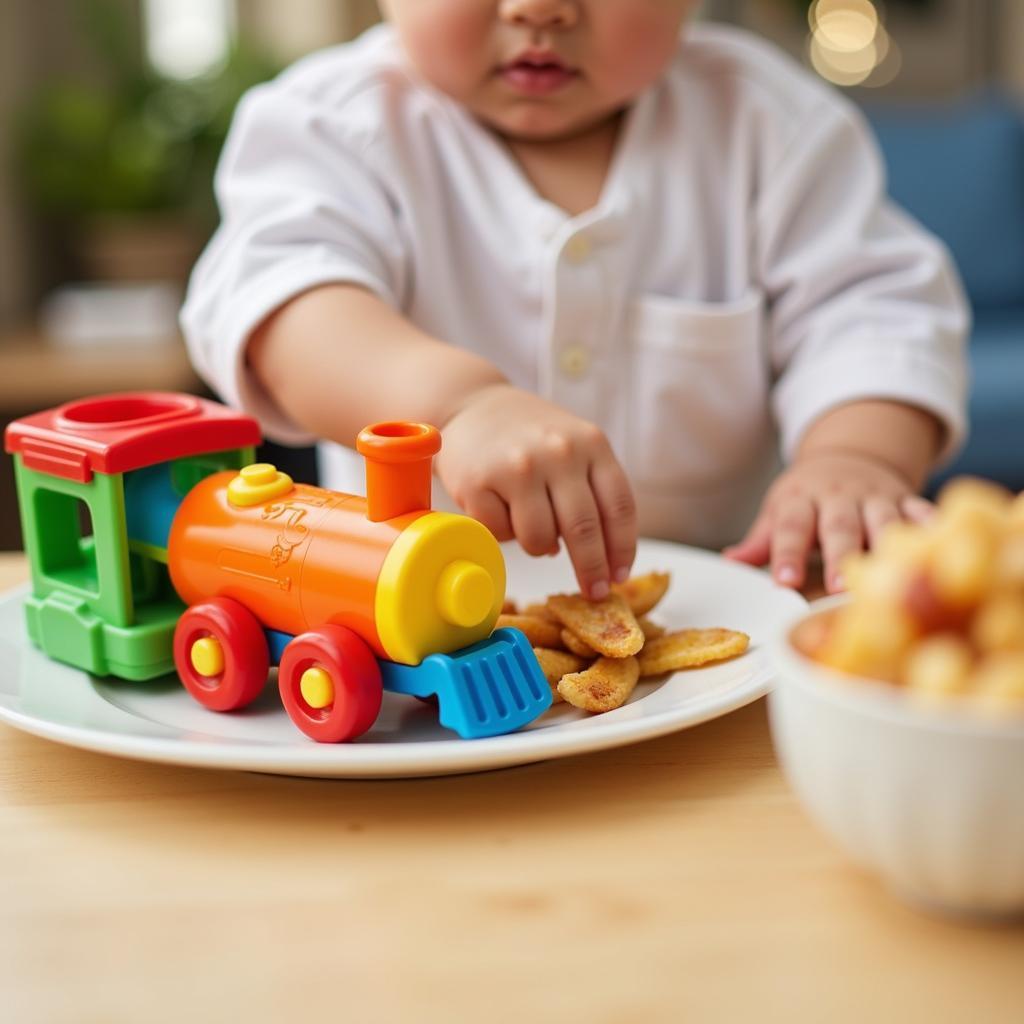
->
[507,485,560,557]
[901,494,935,524]
[770,495,816,588]
[723,511,771,566]
[462,489,514,542]
[589,455,637,582]
[818,495,863,593]
[863,495,900,548]
[550,479,612,600]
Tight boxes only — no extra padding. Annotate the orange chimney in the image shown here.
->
[356,422,442,522]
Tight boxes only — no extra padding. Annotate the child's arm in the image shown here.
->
[248,283,637,599]
[725,399,939,593]
[727,86,968,592]
[182,78,635,598]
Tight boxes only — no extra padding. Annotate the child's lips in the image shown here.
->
[499,60,578,96]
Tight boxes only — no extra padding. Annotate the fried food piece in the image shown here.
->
[561,628,598,658]
[497,614,563,649]
[904,634,973,700]
[522,602,559,623]
[996,532,1024,590]
[971,593,1024,653]
[637,628,749,676]
[562,618,666,657]
[971,652,1024,715]
[638,616,665,640]
[1011,491,1024,526]
[805,478,1024,711]
[547,593,644,658]
[532,647,588,704]
[817,605,915,682]
[930,524,998,609]
[557,656,640,713]
[501,598,519,615]
[610,572,671,616]
[938,477,1013,528]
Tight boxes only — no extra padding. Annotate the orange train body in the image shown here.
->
[168,472,426,660]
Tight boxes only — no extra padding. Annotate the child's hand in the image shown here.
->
[436,384,637,599]
[723,451,933,593]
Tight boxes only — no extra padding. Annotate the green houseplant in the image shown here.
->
[17,0,280,283]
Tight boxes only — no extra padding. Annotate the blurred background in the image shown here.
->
[1,0,1022,549]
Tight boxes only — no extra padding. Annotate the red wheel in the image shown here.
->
[279,625,383,743]
[173,598,269,711]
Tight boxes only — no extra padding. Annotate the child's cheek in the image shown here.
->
[597,3,689,96]
[398,3,493,100]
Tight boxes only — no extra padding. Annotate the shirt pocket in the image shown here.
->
[624,288,773,491]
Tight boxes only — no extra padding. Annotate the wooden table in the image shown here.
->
[0,329,200,409]
[1,552,1021,1023]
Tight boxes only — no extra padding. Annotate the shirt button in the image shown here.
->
[563,235,593,264]
[559,344,590,379]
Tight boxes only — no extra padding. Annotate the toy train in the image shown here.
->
[5,392,551,741]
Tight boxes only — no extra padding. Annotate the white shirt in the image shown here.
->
[181,22,969,549]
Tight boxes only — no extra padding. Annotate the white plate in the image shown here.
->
[0,540,805,778]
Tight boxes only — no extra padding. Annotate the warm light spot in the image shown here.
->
[809,36,876,86]
[862,35,903,89]
[806,0,898,89]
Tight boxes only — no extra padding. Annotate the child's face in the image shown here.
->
[380,0,695,140]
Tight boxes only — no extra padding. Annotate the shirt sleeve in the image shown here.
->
[180,80,409,444]
[758,96,970,465]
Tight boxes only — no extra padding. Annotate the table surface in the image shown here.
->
[1,551,1021,1023]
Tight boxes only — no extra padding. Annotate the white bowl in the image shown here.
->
[769,599,1024,919]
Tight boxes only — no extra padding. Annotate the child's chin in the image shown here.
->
[486,108,607,143]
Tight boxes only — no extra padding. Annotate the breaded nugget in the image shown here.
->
[496,614,564,649]
[561,628,598,658]
[547,593,644,658]
[638,616,666,640]
[522,602,559,622]
[611,572,671,616]
[637,628,749,676]
[532,647,589,703]
[557,656,640,713]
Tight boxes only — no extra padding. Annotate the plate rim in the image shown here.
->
[0,670,774,777]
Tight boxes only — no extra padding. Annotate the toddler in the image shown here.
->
[182,0,968,599]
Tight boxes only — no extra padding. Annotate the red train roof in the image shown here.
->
[5,392,263,483]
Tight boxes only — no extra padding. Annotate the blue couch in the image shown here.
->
[865,93,1024,491]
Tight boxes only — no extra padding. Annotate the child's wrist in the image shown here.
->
[792,401,940,491]
[440,379,515,428]
[792,445,917,488]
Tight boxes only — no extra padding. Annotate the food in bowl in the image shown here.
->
[797,479,1024,716]
[771,478,1024,918]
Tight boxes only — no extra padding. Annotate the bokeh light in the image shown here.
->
[143,0,236,80]
[807,0,901,89]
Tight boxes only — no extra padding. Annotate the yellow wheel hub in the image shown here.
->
[375,512,506,665]
[300,666,334,709]
[190,637,224,677]
[436,559,494,628]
